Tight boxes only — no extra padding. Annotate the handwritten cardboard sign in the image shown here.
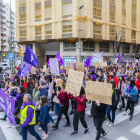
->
[31,67,37,74]
[50,58,59,75]
[85,81,112,105]
[65,69,84,96]
[66,62,74,75]
[43,65,47,72]
[93,62,107,67]
[76,62,85,72]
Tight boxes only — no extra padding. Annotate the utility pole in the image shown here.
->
[78,5,84,62]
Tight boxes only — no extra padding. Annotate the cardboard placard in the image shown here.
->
[85,81,112,105]
[45,69,50,75]
[93,62,107,67]
[100,61,107,67]
[50,58,59,75]
[66,62,74,75]
[65,69,84,96]
[31,67,37,74]
[76,62,85,72]
[43,65,47,72]
[93,62,101,67]
[53,96,60,104]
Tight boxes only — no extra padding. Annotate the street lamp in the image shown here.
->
[78,5,84,62]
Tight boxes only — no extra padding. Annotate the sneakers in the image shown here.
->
[38,127,42,131]
[62,114,65,119]
[0,118,6,121]
[88,114,93,118]
[52,116,58,120]
[49,111,54,115]
[69,111,74,115]
[106,121,111,126]
[42,132,45,137]
[71,131,78,135]
[100,133,108,139]
[7,123,13,128]
[12,124,19,128]
[42,134,49,139]
[108,122,114,127]
[129,116,133,121]
[50,122,55,127]
[52,124,58,129]
[123,111,127,115]
[84,128,89,134]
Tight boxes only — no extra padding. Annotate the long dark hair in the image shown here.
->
[26,77,33,91]
[40,96,49,106]
[79,86,85,98]
[18,85,25,93]
[130,79,135,89]
[110,80,116,90]
[120,75,125,82]
[44,75,49,84]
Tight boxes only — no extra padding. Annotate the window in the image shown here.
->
[45,24,52,34]
[45,7,52,18]
[133,45,139,53]
[110,10,115,21]
[132,3,136,13]
[19,27,26,37]
[99,43,109,52]
[83,42,95,51]
[110,25,115,36]
[93,23,102,34]
[123,45,129,53]
[35,26,42,35]
[93,4,102,19]
[28,44,33,50]
[19,0,26,6]
[62,21,72,33]
[121,27,125,38]
[122,13,126,24]
[62,2,72,15]
[122,0,126,8]
[131,30,136,39]
[35,8,41,19]
[64,42,76,51]
[110,0,115,5]
[131,17,136,27]
[20,11,26,21]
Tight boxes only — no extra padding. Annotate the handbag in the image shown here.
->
[53,96,60,104]
[128,95,133,101]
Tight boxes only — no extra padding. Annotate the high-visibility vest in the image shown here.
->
[20,105,36,125]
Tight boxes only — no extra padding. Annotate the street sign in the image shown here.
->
[8,53,14,60]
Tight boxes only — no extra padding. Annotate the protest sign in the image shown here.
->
[93,62,107,67]
[31,66,37,74]
[0,89,15,125]
[49,83,53,90]
[100,61,107,67]
[65,69,84,96]
[85,81,112,105]
[66,62,74,75]
[93,62,101,67]
[92,52,103,62]
[50,58,59,75]
[76,62,85,72]
[43,65,47,72]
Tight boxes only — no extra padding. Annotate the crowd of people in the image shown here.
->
[0,61,139,140]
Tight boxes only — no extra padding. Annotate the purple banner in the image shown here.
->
[0,89,15,125]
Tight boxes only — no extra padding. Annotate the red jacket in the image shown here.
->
[68,94,86,112]
[110,76,118,87]
[135,79,140,91]
[58,89,69,106]
[23,82,27,91]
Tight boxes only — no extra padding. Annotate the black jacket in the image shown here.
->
[14,92,24,115]
[26,84,33,96]
[110,88,121,110]
[91,101,107,118]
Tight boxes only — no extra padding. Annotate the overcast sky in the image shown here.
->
[4,0,15,11]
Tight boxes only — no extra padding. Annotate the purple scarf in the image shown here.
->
[124,75,128,79]
[16,93,21,100]
[128,84,131,92]
[4,87,8,92]
[12,79,15,82]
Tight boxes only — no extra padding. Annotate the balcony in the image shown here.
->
[2,19,6,23]
[2,13,6,18]
[3,31,6,35]
[3,25,6,29]
[1,24,3,28]
[3,8,6,12]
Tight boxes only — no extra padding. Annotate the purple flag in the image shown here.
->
[21,63,29,77]
[139,60,140,66]
[24,62,31,72]
[55,51,63,66]
[84,56,91,68]
[47,57,51,69]
[61,70,64,73]
[24,45,38,68]
[118,51,121,62]
[132,58,135,68]
[73,63,76,69]
[17,69,22,78]
[0,89,15,125]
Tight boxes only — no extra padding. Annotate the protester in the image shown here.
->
[22,76,27,91]
[21,93,41,140]
[97,70,104,82]
[124,79,138,121]
[26,77,33,96]
[68,87,89,135]
[39,79,49,97]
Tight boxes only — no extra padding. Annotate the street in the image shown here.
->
[0,102,140,140]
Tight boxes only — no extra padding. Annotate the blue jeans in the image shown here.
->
[22,125,41,140]
[55,103,59,115]
[49,114,54,123]
[40,123,48,134]
[106,105,116,123]
[4,114,7,119]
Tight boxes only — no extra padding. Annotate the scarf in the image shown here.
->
[38,84,49,91]
[16,93,21,100]
[128,84,131,92]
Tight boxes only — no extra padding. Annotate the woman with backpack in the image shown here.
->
[106,80,121,127]
[124,79,138,121]
[67,87,89,135]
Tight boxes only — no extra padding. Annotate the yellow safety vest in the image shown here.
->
[20,105,36,125]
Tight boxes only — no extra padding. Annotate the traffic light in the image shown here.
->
[19,48,22,58]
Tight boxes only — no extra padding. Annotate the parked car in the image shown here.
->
[1,63,10,70]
